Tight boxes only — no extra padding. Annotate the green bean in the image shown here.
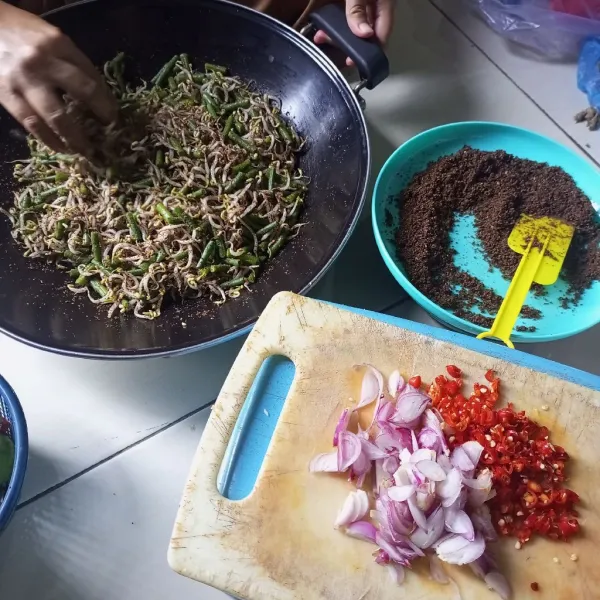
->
[233,119,246,135]
[173,251,188,261]
[132,177,153,189]
[54,172,69,183]
[202,94,218,118]
[205,63,227,74]
[91,231,102,263]
[268,234,288,258]
[209,264,229,274]
[90,279,109,298]
[277,122,294,144]
[126,212,143,242]
[169,138,184,154]
[224,172,245,194]
[215,237,227,258]
[172,206,195,228]
[221,277,246,289]
[153,55,178,87]
[155,250,166,263]
[227,131,255,152]
[197,240,216,268]
[240,253,260,266]
[192,74,205,85]
[187,189,206,199]
[232,159,251,174]
[225,257,240,267]
[91,259,111,275]
[155,203,177,224]
[267,166,276,191]
[155,149,165,167]
[289,200,304,219]
[39,185,67,200]
[180,53,191,70]
[256,222,278,236]
[222,114,235,138]
[222,100,250,113]
[75,275,88,287]
[54,220,66,240]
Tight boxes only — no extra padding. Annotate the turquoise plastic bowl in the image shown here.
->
[372,122,600,343]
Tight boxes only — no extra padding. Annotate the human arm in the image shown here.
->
[314,0,395,65]
[0,1,117,153]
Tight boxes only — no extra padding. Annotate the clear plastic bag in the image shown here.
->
[467,0,600,59]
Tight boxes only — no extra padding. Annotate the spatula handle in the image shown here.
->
[477,236,549,348]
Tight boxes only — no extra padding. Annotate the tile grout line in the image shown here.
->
[427,0,600,169]
[15,299,408,509]
[16,400,215,511]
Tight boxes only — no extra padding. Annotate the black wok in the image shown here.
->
[0,0,388,358]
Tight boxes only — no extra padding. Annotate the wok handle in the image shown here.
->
[306,4,389,90]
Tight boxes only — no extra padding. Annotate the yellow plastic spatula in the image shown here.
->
[477,215,574,349]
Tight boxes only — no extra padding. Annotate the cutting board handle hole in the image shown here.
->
[217,354,296,501]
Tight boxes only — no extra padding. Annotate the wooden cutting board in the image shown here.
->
[169,292,600,600]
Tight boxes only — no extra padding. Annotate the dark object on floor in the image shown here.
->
[395,147,600,329]
[575,106,600,130]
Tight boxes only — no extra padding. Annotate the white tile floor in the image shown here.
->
[0,0,598,598]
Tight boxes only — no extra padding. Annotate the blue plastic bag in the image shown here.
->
[578,37,600,110]
[467,0,600,59]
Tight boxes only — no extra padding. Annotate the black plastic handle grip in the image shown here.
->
[308,4,389,90]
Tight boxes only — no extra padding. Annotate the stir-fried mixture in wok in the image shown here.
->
[4,54,307,319]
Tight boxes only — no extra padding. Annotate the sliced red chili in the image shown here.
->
[429,366,580,547]
[408,375,422,389]
[446,364,462,378]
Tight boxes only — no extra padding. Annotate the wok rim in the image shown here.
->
[0,0,370,359]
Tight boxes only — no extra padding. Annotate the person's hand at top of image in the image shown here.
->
[0,1,117,154]
[314,0,396,65]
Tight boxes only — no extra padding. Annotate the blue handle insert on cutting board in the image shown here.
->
[217,301,600,501]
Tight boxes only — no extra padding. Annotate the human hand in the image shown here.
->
[314,0,396,66]
[0,2,117,154]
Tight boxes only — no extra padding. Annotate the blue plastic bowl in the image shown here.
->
[0,374,28,534]
[372,122,600,343]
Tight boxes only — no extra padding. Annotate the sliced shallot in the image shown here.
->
[333,409,351,447]
[345,520,377,544]
[309,451,338,472]
[337,431,362,471]
[335,489,370,528]
[436,532,485,565]
[387,370,406,399]
[356,364,383,410]
[485,571,512,600]
[416,459,447,482]
[388,485,416,502]
[444,509,475,541]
